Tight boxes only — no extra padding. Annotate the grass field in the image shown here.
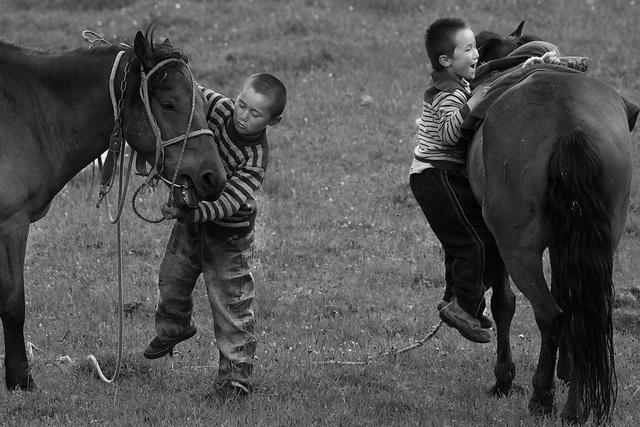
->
[1,0,640,425]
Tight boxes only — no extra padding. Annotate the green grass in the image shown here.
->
[2,0,640,425]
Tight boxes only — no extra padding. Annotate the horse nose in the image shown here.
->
[201,170,226,199]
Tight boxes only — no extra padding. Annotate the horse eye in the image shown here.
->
[160,103,175,111]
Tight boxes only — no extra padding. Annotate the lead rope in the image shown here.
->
[316,321,444,366]
[86,48,128,384]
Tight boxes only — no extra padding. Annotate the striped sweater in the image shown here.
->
[410,70,473,174]
[181,85,269,235]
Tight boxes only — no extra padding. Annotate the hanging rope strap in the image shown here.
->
[86,46,128,385]
[86,217,124,383]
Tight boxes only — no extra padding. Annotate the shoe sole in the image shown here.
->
[478,316,493,329]
[143,327,197,359]
[439,311,491,344]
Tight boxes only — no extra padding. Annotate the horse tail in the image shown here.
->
[544,131,616,423]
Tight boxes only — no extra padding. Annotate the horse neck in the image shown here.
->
[0,43,129,184]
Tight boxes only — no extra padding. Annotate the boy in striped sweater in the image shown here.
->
[409,18,504,344]
[143,73,286,398]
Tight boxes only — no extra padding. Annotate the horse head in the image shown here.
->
[476,20,542,63]
[120,26,225,207]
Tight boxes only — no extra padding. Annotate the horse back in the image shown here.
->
[471,72,632,247]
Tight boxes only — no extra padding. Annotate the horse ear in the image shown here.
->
[134,30,152,69]
[510,20,525,38]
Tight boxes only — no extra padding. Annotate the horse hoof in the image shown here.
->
[489,383,511,397]
[560,405,587,425]
[560,414,580,425]
[528,398,554,417]
[7,374,36,391]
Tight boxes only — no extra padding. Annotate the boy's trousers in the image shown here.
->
[410,167,504,316]
[155,221,256,387]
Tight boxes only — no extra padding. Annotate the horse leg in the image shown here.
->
[488,261,516,397]
[0,219,34,390]
[500,248,562,417]
[561,368,588,424]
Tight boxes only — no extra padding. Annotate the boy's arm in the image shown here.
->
[182,164,266,222]
[433,89,470,145]
[198,84,233,125]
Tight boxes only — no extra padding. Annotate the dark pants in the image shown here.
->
[410,168,502,316]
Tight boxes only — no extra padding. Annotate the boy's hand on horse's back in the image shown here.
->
[522,50,560,68]
[468,85,490,112]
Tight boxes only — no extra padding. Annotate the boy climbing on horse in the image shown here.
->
[143,73,287,399]
[409,17,504,344]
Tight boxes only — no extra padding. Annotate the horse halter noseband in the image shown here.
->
[98,49,213,218]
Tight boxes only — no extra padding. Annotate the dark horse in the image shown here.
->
[475,20,540,63]
[0,27,226,390]
[467,24,636,424]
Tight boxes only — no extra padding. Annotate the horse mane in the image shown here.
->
[475,30,503,60]
[142,23,188,64]
[0,39,26,52]
[476,28,543,63]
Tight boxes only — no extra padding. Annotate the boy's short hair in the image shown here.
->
[242,73,287,119]
[425,18,469,71]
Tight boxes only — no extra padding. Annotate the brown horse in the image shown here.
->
[0,27,226,390]
[468,25,636,424]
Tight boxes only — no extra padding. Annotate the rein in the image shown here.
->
[131,56,212,222]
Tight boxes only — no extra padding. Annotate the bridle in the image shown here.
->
[98,48,214,223]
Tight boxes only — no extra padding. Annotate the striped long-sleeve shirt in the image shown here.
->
[181,85,269,235]
[409,70,473,175]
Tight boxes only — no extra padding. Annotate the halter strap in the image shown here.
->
[109,50,125,121]
[137,57,214,193]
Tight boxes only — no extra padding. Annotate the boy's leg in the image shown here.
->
[411,169,492,343]
[202,231,257,395]
[436,254,454,311]
[144,222,201,359]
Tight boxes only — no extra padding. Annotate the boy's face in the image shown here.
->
[441,27,479,81]
[233,84,279,136]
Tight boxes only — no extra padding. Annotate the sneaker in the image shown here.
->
[143,325,197,359]
[439,298,491,343]
[214,379,252,400]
